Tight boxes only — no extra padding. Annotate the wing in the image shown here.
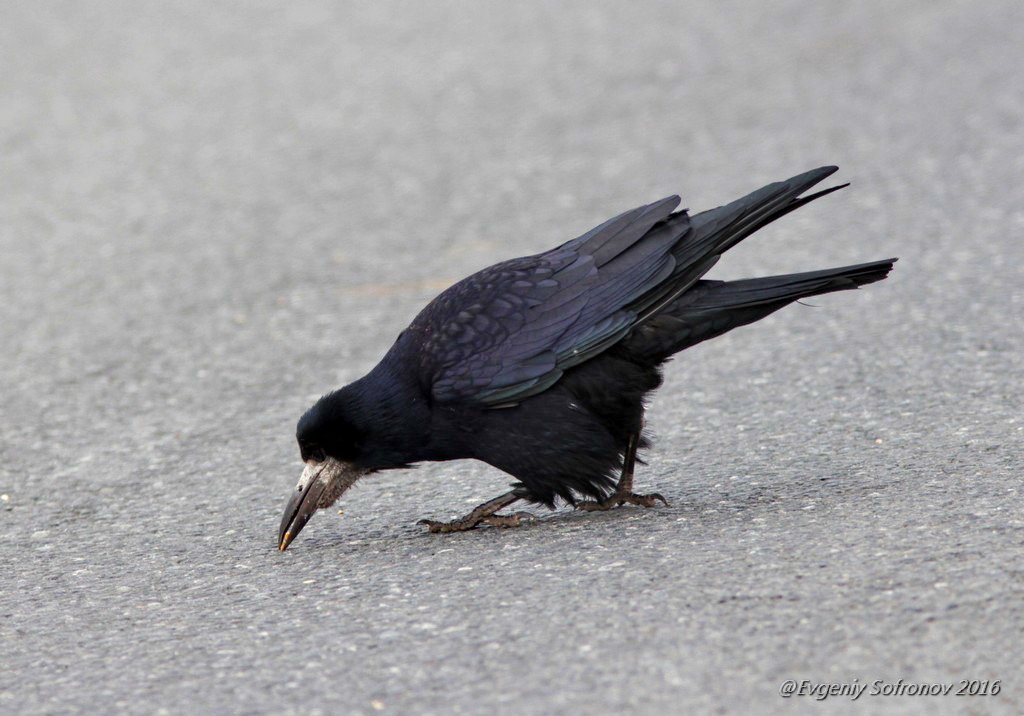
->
[408,196,690,406]
[404,166,844,406]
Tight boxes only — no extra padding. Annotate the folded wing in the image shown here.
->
[410,166,843,406]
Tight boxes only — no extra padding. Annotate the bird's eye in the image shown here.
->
[299,440,326,462]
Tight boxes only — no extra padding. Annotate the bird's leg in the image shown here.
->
[418,490,535,534]
[577,430,668,512]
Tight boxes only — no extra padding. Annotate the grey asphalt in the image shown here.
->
[2,2,1022,714]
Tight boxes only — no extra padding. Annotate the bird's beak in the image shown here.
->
[278,460,328,551]
[278,458,365,551]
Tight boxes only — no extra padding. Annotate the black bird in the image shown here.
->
[278,166,895,550]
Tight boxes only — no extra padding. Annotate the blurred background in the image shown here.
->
[2,1,1022,713]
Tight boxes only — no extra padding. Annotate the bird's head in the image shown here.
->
[277,392,371,551]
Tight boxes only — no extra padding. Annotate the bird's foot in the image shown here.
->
[576,491,668,512]
[418,511,535,534]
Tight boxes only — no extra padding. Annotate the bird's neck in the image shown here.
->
[341,359,433,469]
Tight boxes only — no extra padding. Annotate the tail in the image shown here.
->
[626,258,897,361]
[635,166,850,322]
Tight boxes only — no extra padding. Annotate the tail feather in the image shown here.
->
[626,258,897,361]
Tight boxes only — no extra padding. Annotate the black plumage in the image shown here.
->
[278,166,895,548]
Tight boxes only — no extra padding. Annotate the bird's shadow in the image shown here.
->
[284,485,810,556]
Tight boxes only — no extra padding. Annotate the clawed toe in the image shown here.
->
[417,517,477,534]
[481,510,535,528]
[416,518,449,533]
[577,491,669,512]
[418,509,535,533]
[628,492,668,508]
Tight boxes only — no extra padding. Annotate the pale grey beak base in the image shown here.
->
[278,460,328,551]
[277,458,367,551]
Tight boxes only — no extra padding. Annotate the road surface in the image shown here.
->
[2,1,1022,713]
